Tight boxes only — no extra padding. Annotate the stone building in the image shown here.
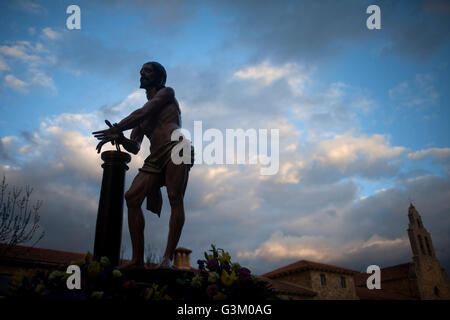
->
[263,204,450,300]
[262,260,359,300]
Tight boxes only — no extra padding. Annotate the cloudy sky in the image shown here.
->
[1,0,450,275]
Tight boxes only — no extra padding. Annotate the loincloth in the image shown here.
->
[139,139,194,216]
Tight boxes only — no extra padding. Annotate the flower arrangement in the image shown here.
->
[7,252,171,301]
[183,244,278,300]
[7,245,277,300]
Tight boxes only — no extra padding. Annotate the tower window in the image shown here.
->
[340,277,346,288]
[320,274,327,287]
[434,286,440,297]
[418,235,426,255]
[425,237,432,256]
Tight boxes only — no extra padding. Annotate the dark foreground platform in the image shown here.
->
[121,267,195,298]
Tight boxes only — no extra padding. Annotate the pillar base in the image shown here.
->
[93,150,131,267]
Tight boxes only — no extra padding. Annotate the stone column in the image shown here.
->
[94,150,131,266]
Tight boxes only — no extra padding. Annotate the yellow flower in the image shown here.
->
[85,252,93,263]
[222,251,231,262]
[145,288,154,300]
[213,292,227,300]
[112,269,122,278]
[35,284,46,294]
[100,256,110,268]
[91,291,104,299]
[218,251,231,264]
[208,272,220,283]
[221,270,237,287]
[87,261,101,277]
[70,259,85,266]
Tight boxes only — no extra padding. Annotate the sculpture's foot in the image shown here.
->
[157,257,173,269]
[118,260,146,270]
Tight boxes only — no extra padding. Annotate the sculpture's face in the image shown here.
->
[140,63,158,89]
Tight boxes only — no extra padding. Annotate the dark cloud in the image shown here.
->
[0,140,12,162]
[380,0,450,60]
[49,31,147,82]
[209,0,450,62]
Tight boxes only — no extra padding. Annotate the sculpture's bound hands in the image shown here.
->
[93,120,124,153]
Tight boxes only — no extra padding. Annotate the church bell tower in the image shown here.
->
[407,203,436,258]
[407,203,450,299]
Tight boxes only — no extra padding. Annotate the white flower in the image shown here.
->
[208,272,220,283]
[191,275,203,288]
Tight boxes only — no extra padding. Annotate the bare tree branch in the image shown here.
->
[0,175,45,256]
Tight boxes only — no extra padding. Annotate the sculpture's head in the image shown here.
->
[140,61,167,90]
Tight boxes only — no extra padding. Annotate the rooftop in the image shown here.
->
[263,260,359,279]
[261,276,317,297]
[354,263,412,287]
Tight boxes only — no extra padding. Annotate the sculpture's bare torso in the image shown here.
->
[138,92,181,153]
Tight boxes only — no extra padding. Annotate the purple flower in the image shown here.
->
[206,258,219,271]
[238,267,251,282]
[206,284,219,297]
[197,259,205,270]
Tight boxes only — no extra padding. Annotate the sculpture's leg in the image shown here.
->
[122,171,159,269]
[161,161,189,267]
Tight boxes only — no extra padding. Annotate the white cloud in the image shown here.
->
[0,56,9,72]
[0,42,42,65]
[238,231,331,261]
[233,60,308,94]
[4,74,28,92]
[42,27,62,40]
[16,0,45,14]
[313,133,406,169]
[407,147,450,161]
[237,231,409,264]
[0,39,56,93]
[407,147,450,174]
[30,70,56,92]
[3,70,56,93]
[359,234,408,250]
[389,73,439,108]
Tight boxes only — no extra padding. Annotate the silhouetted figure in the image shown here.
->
[93,62,193,269]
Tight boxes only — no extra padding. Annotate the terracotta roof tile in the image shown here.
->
[174,247,192,254]
[0,244,200,270]
[0,244,86,265]
[354,263,412,287]
[261,276,317,297]
[263,260,359,278]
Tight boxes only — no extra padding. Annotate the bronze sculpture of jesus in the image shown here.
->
[93,62,193,269]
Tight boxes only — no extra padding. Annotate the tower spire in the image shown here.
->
[406,203,450,299]
[407,204,435,258]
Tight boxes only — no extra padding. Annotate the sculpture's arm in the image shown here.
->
[116,87,174,132]
[116,126,143,155]
[92,87,173,144]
